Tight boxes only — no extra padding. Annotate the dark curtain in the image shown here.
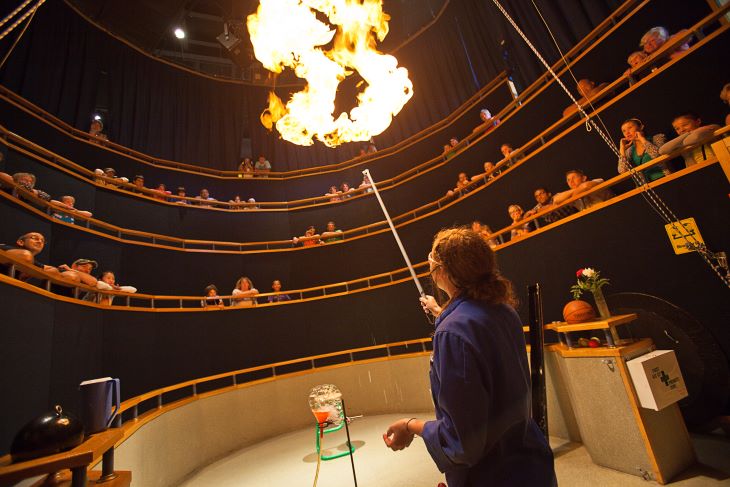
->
[1,0,618,170]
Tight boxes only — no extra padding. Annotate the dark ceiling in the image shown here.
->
[67,0,447,80]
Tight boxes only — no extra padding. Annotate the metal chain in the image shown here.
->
[490,0,729,288]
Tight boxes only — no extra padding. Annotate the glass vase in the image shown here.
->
[592,287,610,320]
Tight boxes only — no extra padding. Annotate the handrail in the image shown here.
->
[0,249,432,310]
[2,152,723,312]
[0,71,509,181]
[0,0,641,180]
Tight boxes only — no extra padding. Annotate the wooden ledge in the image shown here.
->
[547,338,653,358]
[0,429,122,485]
[30,470,131,487]
[546,313,638,333]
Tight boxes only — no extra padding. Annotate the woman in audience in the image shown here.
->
[340,182,353,198]
[201,284,224,308]
[229,195,243,208]
[640,26,690,61]
[153,183,171,201]
[268,279,292,303]
[50,195,93,223]
[231,277,259,308]
[84,271,138,305]
[239,157,255,178]
[659,113,720,168]
[617,118,669,182]
[507,204,533,240]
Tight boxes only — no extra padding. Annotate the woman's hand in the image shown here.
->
[420,295,442,316]
[383,418,415,451]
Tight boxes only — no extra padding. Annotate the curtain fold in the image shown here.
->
[0,0,620,171]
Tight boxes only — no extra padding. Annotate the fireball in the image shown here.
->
[247,0,414,147]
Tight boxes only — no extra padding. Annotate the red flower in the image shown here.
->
[576,268,584,277]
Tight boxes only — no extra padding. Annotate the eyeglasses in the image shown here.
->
[428,252,442,266]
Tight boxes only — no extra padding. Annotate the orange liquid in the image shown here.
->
[312,410,329,424]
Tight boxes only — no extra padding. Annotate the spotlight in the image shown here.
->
[174,27,186,39]
[93,114,102,122]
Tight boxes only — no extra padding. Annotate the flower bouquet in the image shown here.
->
[571,268,610,319]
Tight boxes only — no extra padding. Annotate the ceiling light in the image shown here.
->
[174,28,186,39]
[93,114,102,122]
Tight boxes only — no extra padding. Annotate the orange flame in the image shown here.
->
[247,0,413,147]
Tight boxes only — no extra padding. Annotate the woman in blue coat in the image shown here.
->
[383,227,556,486]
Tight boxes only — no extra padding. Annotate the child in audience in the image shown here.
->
[84,271,137,305]
[659,113,720,168]
[50,195,93,223]
[268,280,292,303]
[293,226,320,247]
[201,284,224,308]
[617,118,669,182]
[231,277,259,308]
[239,157,255,178]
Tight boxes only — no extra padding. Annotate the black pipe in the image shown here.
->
[527,283,548,438]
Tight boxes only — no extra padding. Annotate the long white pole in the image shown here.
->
[362,169,425,297]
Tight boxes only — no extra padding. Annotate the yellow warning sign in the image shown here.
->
[664,218,704,255]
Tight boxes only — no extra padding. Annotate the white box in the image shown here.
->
[627,350,688,411]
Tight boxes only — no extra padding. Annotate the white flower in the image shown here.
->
[582,268,596,278]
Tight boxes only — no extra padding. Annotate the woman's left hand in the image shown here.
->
[383,418,415,451]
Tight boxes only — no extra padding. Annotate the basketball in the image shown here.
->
[563,300,596,324]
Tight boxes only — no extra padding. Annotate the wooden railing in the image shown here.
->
[0,0,642,182]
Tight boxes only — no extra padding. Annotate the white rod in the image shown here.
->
[362,169,425,297]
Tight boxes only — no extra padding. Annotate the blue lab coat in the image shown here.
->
[421,296,556,486]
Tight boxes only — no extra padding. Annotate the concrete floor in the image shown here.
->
[179,414,730,487]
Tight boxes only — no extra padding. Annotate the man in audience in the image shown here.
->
[659,113,720,168]
[447,172,471,197]
[524,187,577,226]
[254,155,272,177]
[89,119,108,143]
[0,232,66,280]
[321,221,344,243]
[293,226,320,247]
[57,258,113,289]
[131,175,146,193]
[553,169,613,211]
[500,144,525,167]
[326,185,342,202]
[473,108,500,134]
[1,172,52,202]
[268,279,292,303]
[563,79,608,118]
[196,188,216,207]
[94,168,128,187]
[472,161,499,182]
[51,195,93,224]
[172,186,188,204]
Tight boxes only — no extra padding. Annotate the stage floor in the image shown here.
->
[178,414,730,486]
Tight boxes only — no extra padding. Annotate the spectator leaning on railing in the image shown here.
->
[83,270,137,305]
[0,232,69,281]
[660,113,720,168]
[553,169,613,211]
[50,195,93,224]
[231,276,259,308]
[268,280,292,303]
[201,284,224,308]
[617,118,668,182]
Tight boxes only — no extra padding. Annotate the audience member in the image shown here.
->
[321,221,344,243]
[340,182,353,198]
[659,113,720,168]
[563,79,608,118]
[293,226,320,247]
[173,187,188,204]
[268,279,292,303]
[553,169,613,211]
[443,137,459,159]
[523,187,577,226]
[244,197,258,210]
[624,51,649,81]
[153,183,171,201]
[201,284,224,308]
[88,120,108,143]
[326,185,342,202]
[254,155,272,176]
[617,118,668,182]
[367,140,378,153]
[472,161,499,182]
[94,168,128,187]
[50,195,93,224]
[359,173,373,193]
[231,276,259,308]
[84,271,137,305]
[358,147,368,157]
[473,108,500,134]
[196,188,216,207]
[447,172,471,197]
[57,258,112,289]
[4,172,51,201]
[229,195,243,206]
[499,144,525,167]
[640,26,690,61]
[131,175,145,193]
[471,221,500,249]
[507,204,533,240]
[239,157,255,178]
[721,84,730,126]
[0,232,65,279]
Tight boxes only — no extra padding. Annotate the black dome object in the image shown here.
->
[11,405,85,462]
[606,292,730,428]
